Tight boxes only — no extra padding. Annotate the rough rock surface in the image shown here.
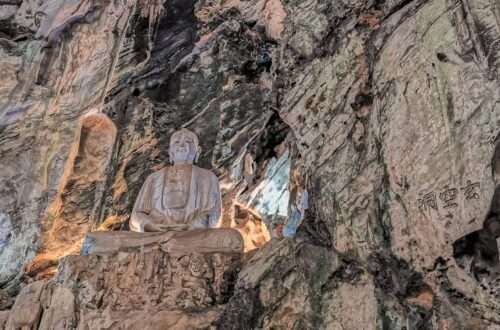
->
[6,248,241,329]
[2,0,500,329]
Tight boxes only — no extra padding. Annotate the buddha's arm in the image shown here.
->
[130,175,157,232]
[207,173,222,228]
[130,212,158,232]
[188,173,221,229]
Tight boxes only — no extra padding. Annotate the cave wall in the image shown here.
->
[1,0,500,328]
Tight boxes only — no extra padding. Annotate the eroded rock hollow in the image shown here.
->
[2,0,500,329]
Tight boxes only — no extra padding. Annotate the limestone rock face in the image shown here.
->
[3,0,500,329]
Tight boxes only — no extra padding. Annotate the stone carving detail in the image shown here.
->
[417,179,481,213]
[5,248,241,329]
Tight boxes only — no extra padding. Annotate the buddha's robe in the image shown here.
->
[81,165,243,256]
[130,164,221,232]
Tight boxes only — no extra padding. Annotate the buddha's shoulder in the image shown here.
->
[192,166,217,180]
[144,166,217,181]
[145,169,166,182]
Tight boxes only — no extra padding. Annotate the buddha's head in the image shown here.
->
[169,128,200,164]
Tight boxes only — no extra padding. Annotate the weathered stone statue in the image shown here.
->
[82,128,243,255]
[130,128,221,232]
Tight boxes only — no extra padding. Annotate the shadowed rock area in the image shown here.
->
[2,0,500,329]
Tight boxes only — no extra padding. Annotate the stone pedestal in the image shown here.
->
[5,248,241,329]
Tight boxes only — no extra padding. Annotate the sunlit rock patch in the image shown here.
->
[247,149,290,227]
[27,112,116,279]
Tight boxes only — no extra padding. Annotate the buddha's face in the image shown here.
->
[169,132,198,164]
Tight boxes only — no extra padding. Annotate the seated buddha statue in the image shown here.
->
[82,128,243,255]
[130,128,221,232]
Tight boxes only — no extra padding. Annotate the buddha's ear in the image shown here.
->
[168,150,174,164]
[194,145,202,163]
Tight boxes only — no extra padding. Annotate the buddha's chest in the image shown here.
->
[153,166,193,210]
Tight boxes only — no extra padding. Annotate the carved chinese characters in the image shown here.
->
[417,180,481,213]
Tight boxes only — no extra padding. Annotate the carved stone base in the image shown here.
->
[81,228,244,256]
[5,247,241,329]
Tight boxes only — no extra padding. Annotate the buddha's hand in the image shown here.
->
[144,222,190,232]
[185,209,212,227]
